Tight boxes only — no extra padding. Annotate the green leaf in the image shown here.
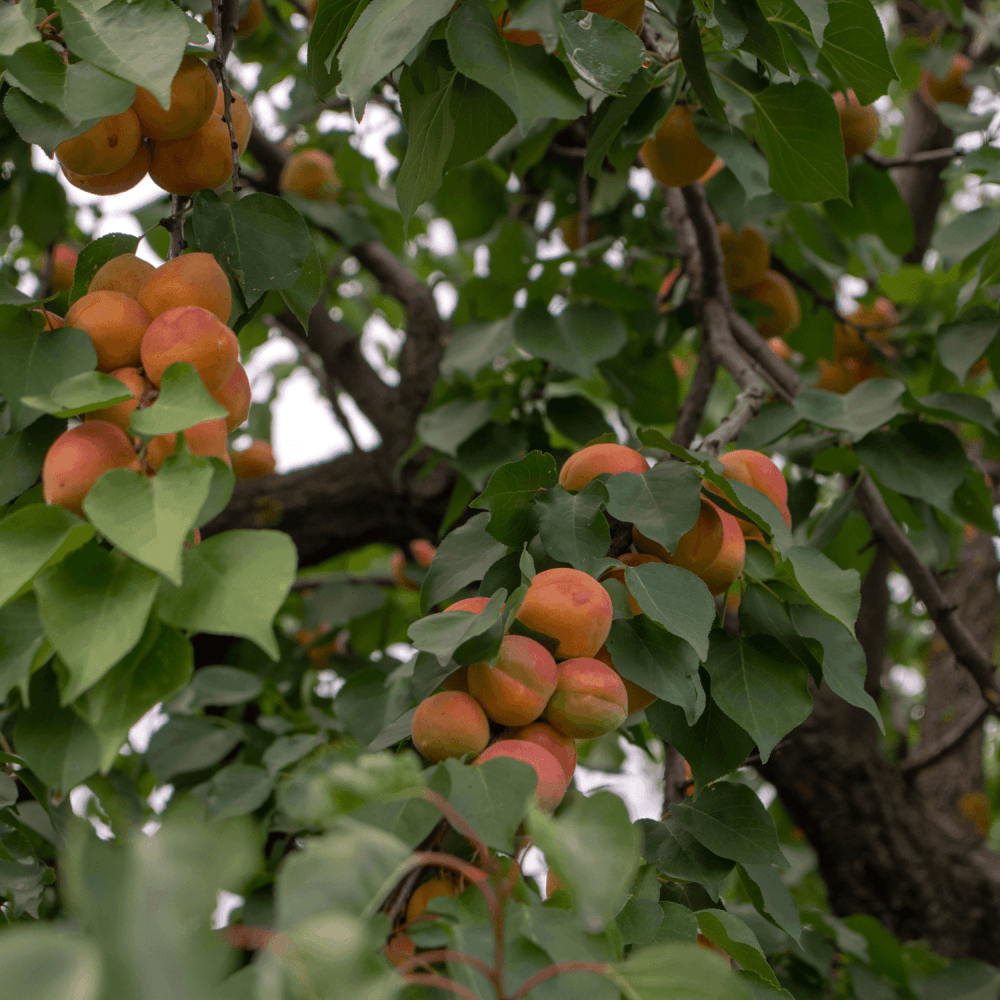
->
[536,482,611,570]
[825,162,914,257]
[702,635,813,762]
[624,564,716,661]
[307,0,371,99]
[819,0,897,105]
[445,73,518,171]
[557,10,647,95]
[202,763,275,820]
[278,239,324,332]
[650,817,736,897]
[146,715,245,781]
[407,591,506,663]
[731,0,788,72]
[506,0,562,50]
[420,512,507,612]
[786,546,860,636]
[671,782,788,867]
[790,0,828,45]
[546,395,615,445]
[0,925,101,1000]
[2,87,102,154]
[915,392,999,433]
[18,172,68,253]
[339,0,454,114]
[417,398,497,456]
[586,68,655,178]
[263,733,327,776]
[0,595,46,704]
[174,666,264,711]
[68,233,142,306]
[696,910,779,989]
[446,0,586,129]
[751,82,849,203]
[678,3,727,125]
[528,791,641,932]
[738,863,802,940]
[933,208,1000,269]
[303,579,385,630]
[792,379,906,441]
[34,544,159,703]
[514,302,629,378]
[695,118,771,201]
[0,416,63,507]
[0,0,41,57]
[56,0,191,108]
[611,941,749,1000]
[470,450,558,546]
[156,530,297,660]
[21,371,131,420]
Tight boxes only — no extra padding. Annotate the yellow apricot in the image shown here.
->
[411,691,491,762]
[718,224,771,292]
[744,270,801,340]
[544,656,628,739]
[410,539,437,568]
[833,90,880,158]
[921,54,972,106]
[56,110,142,177]
[62,143,151,196]
[476,740,569,813]
[150,115,233,196]
[279,149,340,201]
[516,568,613,659]
[698,506,746,596]
[140,305,239,391]
[510,721,577,783]
[65,291,151,372]
[50,244,77,292]
[210,364,252,432]
[601,552,663,616]
[584,0,646,33]
[213,87,252,155]
[205,0,265,38]
[559,443,648,492]
[88,254,155,300]
[640,105,716,188]
[232,440,275,479]
[137,252,232,324]
[132,55,217,141]
[84,366,154,432]
[146,418,230,471]
[635,497,724,581]
[595,645,656,715]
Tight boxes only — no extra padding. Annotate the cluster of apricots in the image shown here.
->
[498,0,646,45]
[53,55,251,198]
[409,442,789,814]
[41,251,275,520]
[814,296,897,393]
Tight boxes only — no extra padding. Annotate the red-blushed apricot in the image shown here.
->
[390,549,418,591]
[383,933,415,967]
[559,443,648,492]
[595,645,655,715]
[709,450,791,540]
[601,552,663,616]
[467,635,558,727]
[510,721,577,783]
[62,143,151,196]
[140,305,239,391]
[496,8,543,44]
[35,309,64,330]
[446,597,491,613]
[132,55,216,141]
[405,876,456,923]
[280,149,340,201]
[43,421,141,517]
[137,252,232,324]
[84,367,154,432]
[210,364,252,432]
[88,254,156,300]
[56,110,142,176]
[476,740,568,813]
[516,568,613,659]
[231,439,276,479]
[921,53,972,107]
[768,336,792,360]
[640,105,716,188]
[410,539,437,568]
[65,291,151,372]
[718,224,771,292]
[544,657,628,739]
[213,87,252,155]
[698,506,746,596]
[744,270,801,340]
[833,90,880,158]
[440,666,469,693]
[146,418,230,471]
[635,496,724,581]
[584,0,646,33]
[150,115,233,196]
[205,0,265,37]
[411,691,491,762]
[50,244,77,292]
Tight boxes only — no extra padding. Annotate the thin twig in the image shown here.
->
[672,338,718,448]
[422,789,498,875]
[211,0,242,192]
[509,961,612,999]
[401,974,480,1000]
[865,147,958,169]
[165,195,189,260]
[394,949,494,979]
[701,386,765,456]
[901,704,991,774]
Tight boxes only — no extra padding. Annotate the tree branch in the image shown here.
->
[210,0,242,192]
[902,704,991,775]
[701,387,765,456]
[672,338,717,447]
[866,147,958,169]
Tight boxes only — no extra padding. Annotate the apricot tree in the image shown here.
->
[2,0,1000,998]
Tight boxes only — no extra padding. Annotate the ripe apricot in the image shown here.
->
[89,254,156,300]
[150,115,233,196]
[447,597,491,613]
[834,297,897,360]
[62,143,151,196]
[635,496,724,579]
[50,244,77,292]
[544,657,628,739]
[584,0,646,33]
[815,358,856,394]
[516,568,613,659]
[744,270,800,339]
[718,224,771,292]
[206,0,265,38]
[467,634,558,727]
[56,109,141,176]
[214,87,252,155]
[559,442,647,492]
[410,539,436,568]
[768,336,791,360]
[833,91,880,158]
[595,645,655,715]
[640,105,716,188]
[84,367,153,432]
[132,54,216,141]
[440,666,469,693]
[496,9,543,45]
[146,418,229,471]
[210,364,252,432]
[140,305,239,391]
[280,149,340,201]
[698,507,746,596]
[65,291,151,372]
[714,449,789,530]
[43,421,140,517]
[406,876,456,923]
[411,690,491,762]
[231,440,275,480]
[510,721,577,782]
[602,552,663,616]
[921,54,972,106]
[476,740,568,813]
[383,934,416,967]
[137,252,232,325]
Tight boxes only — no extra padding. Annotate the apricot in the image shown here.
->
[406,876,456,923]
[280,149,340,201]
[476,740,568,813]
[50,244,77,292]
[834,297,897,360]
[744,270,800,340]
[383,934,416,967]
[43,421,140,517]
[440,666,469,693]
[205,0,265,38]
[150,115,233,196]
[516,568,613,659]
[496,9,543,45]
[700,157,725,183]
[635,497,724,579]
[833,91,880,158]
[132,55,216,141]
[56,109,142,176]
[718,224,771,292]
[584,0,646,33]
[510,721,577,782]
[65,291,150,372]
[138,252,232,325]
[698,506,746,596]
[146,418,229,471]
[714,449,789,527]
[208,365,251,433]
[410,539,436,568]
[815,358,856,394]
[602,552,663,616]
[921,54,972,106]
[36,309,64,330]
[62,143,151,196]
[411,690,490,762]
[390,549,417,591]
[232,440,276,479]
[559,443,647,492]
[140,305,239,391]
[640,105,716,189]
[214,87,252,155]
[89,254,156,300]
[595,645,655,715]
[544,657,628,740]
[84,366,153,432]
[672,356,688,378]
[446,597,491,613]
[768,336,791,360]
[467,635,558,727]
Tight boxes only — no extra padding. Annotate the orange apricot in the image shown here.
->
[744,270,800,340]
[56,110,142,177]
[150,115,233,196]
[516,568,613,659]
[146,418,230,471]
[84,366,153,432]
[132,55,216,141]
[446,597,491,614]
[602,552,663,616]
[640,105,716,188]
[88,254,156,300]
[440,666,470,693]
[834,297,897,360]
[510,721,577,782]
[214,87,252,155]
[64,291,151,372]
[43,421,140,517]
[50,244,77,292]
[411,690,491,762]
[467,634,558,727]
[921,53,972,106]
[584,0,646,33]
[406,876,456,923]
[206,0,265,38]
[62,143,151,196]
[718,224,771,292]
[231,440,275,479]
[476,740,568,813]
[716,449,788,516]
[211,364,252,432]
[544,656,628,739]
[384,934,416,967]
[140,305,239,391]
[496,9,543,45]
[559,443,648,492]
[410,539,437,568]
[815,358,856,394]
[595,645,655,715]
[833,90,880,158]
[635,496,724,579]
[698,506,746,596]
[137,252,232,325]
[280,149,340,201]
